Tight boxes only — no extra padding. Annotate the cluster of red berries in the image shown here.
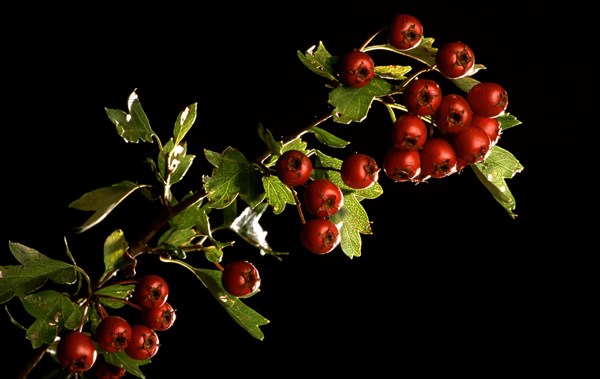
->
[384,78,507,182]
[55,274,176,378]
[337,13,509,182]
[274,149,380,255]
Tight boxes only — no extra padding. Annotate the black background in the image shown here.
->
[3,2,586,378]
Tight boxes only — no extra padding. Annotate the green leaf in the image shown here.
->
[170,153,195,185]
[173,102,198,146]
[159,228,197,248]
[497,113,522,131]
[374,64,412,80]
[158,139,195,186]
[328,76,395,124]
[203,147,265,209]
[263,139,310,167]
[257,122,283,155]
[160,258,269,340]
[262,175,295,215]
[0,242,76,303]
[102,350,150,379]
[330,193,373,258]
[96,284,135,309]
[101,229,130,283]
[20,289,85,347]
[310,126,350,148]
[471,145,524,218]
[105,90,155,143]
[69,181,149,233]
[297,42,337,81]
[26,317,58,348]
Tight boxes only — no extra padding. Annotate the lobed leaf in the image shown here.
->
[21,289,85,346]
[0,242,76,303]
[257,122,283,155]
[105,90,155,143]
[297,42,337,82]
[262,175,295,215]
[203,147,265,209]
[328,76,395,124]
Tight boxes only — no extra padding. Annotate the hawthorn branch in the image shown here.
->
[96,189,208,288]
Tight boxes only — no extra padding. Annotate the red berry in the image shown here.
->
[383,147,421,182]
[300,218,341,255]
[125,324,160,360]
[391,113,428,151]
[470,113,501,146]
[388,13,424,50]
[56,331,98,374]
[141,301,177,331]
[402,78,442,116]
[452,125,492,166]
[95,315,132,353]
[133,274,169,309]
[434,94,473,134]
[419,138,457,179]
[337,50,375,88]
[275,149,313,187]
[435,41,475,79]
[340,152,380,189]
[91,358,127,379]
[466,82,508,118]
[221,260,261,298]
[303,178,344,218]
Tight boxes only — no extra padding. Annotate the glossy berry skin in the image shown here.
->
[221,260,261,298]
[275,149,313,187]
[388,13,423,50]
[470,113,501,146]
[133,274,169,309]
[300,218,340,255]
[383,147,421,182]
[391,113,428,151]
[419,138,457,179]
[337,50,375,88]
[452,126,492,166]
[434,94,473,134]
[340,152,380,189]
[435,41,475,79]
[402,78,442,116]
[95,315,132,353]
[56,331,98,374]
[467,82,508,118]
[303,178,344,218]
[125,324,160,360]
[141,301,177,331]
